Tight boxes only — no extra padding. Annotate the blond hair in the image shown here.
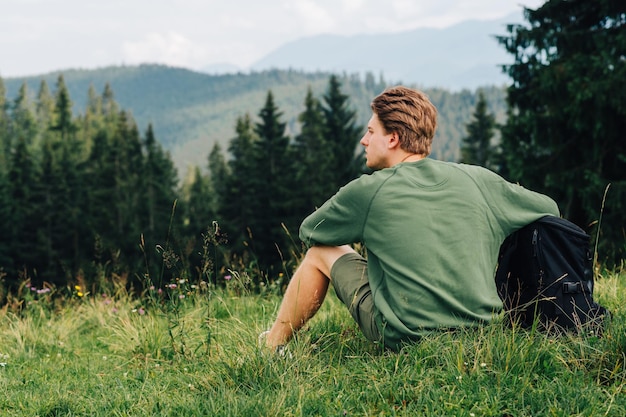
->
[370,86,437,156]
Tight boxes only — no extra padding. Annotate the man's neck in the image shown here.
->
[396,153,425,165]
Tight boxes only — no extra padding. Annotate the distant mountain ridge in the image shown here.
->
[250,12,524,90]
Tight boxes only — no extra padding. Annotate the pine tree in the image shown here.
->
[7,137,40,287]
[35,136,65,284]
[0,155,11,275]
[143,123,178,235]
[35,80,55,126]
[0,77,10,169]
[291,87,335,216]
[77,84,105,144]
[249,91,293,275]
[51,75,74,141]
[0,78,9,274]
[459,91,498,168]
[10,83,38,152]
[497,0,626,263]
[208,142,228,206]
[322,75,364,189]
[221,114,258,261]
[85,128,118,272]
[49,75,88,281]
[141,123,180,283]
[110,112,145,278]
[35,80,55,146]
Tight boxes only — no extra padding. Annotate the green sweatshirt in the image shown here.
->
[299,158,560,350]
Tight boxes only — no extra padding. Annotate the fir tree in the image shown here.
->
[221,114,259,266]
[249,91,293,275]
[460,91,498,169]
[51,75,74,141]
[141,123,180,283]
[497,0,626,263]
[322,75,364,189]
[0,77,10,169]
[291,87,335,215]
[10,83,38,148]
[7,137,40,286]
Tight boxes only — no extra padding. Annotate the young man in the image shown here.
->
[263,86,559,352]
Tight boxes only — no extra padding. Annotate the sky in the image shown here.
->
[1,0,546,78]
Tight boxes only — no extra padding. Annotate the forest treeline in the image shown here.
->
[0,73,393,297]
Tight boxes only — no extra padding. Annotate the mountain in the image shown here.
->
[250,12,523,91]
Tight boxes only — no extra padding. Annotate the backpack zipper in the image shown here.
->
[532,228,544,290]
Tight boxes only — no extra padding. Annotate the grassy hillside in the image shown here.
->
[0,267,624,416]
[3,65,508,177]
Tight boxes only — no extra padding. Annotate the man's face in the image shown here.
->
[360,113,393,170]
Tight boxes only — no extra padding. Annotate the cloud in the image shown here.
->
[121,32,208,68]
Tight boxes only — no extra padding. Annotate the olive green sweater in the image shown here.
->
[300,158,560,350]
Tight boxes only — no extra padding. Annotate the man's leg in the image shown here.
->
[264,245,356,349]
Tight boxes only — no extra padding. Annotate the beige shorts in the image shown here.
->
[330,252,382,343]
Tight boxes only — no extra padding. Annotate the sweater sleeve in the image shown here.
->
[478,168,560,235]
[299,174,380,246]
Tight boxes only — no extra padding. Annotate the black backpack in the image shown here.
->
[495,215,609,333]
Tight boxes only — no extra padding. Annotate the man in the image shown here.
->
[262,86,559,352]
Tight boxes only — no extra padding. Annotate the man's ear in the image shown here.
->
[388,132,401,149]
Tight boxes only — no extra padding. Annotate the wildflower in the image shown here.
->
[167,283,177,289]
[0,363,6,367]
[138,307,146,315]
[74,285,81,291]
[179,294,185,299]
[37,288,51,294]
[77,292,84,297]
[178,278,186,284]
[30,287,37,291]
[480,362,487,368]
[224,274,232,281]
[149,285,155,291]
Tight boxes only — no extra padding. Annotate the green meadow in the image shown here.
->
[1,267,625,416]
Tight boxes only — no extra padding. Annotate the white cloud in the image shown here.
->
[122,32,209,68]
[286,0,337,33]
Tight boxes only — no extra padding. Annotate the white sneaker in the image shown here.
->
[258,330,291,358]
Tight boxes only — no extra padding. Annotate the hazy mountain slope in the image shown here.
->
[251,13,522,90]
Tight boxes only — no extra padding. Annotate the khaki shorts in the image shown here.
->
[330,252,382,343]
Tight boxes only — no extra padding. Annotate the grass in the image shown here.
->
[0,268,625,416]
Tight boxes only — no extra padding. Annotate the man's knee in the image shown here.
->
[305,245,356,278]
